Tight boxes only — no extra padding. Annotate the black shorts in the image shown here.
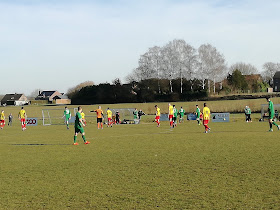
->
[97,118,102,123]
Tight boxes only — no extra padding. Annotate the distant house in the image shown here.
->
[1,93,29,106]
[273,72,280,92]
[35,91,62,102]
[53,95,71,105]
[35,90,71,104]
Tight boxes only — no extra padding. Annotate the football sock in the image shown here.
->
[270,123,272,129]
[82,135,86,142]
[273,122,278,127]
[74,136,77,143]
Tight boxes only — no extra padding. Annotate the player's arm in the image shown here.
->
[79,117,85,127]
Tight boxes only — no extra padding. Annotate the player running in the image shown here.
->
[173,105,178,127]
[106,108,113,127]
[178,107,185,123]
[0,110,5,129]
[168,103,174,128]
[155,105,161,127]
[91,106,104,129]
[266,97,280,132]
[18,107,27,131]
[73,106,90,145]
[63,106,71,129]
[196,105,201,125]
[202,103,211,133]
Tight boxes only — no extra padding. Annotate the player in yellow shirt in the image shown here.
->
[81,111,86,126]
[106,108,113,127]
[18,107,27,131]
[168,103,174,128]
[155,105,161,127]
[202,103,211,133]
[0,110,5,129]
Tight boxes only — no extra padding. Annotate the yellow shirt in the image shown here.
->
[169,105,174,115]
[156,107,160,116]
[81,112,85,119]
[19,110,26,119]
[203,107,210,120]
[0,112,5,120]
[107,110,112,118]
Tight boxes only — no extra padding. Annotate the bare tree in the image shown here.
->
[67,81,94,98]
[229,62,258,75]
[262,62,280,84]
[198,44,227,93]
[161,41,180,93]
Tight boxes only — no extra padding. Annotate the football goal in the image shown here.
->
[260,104,280,121]
[42,108,75,126]
[74,108,137,124]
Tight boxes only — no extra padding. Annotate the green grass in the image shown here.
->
[1,113,280,209]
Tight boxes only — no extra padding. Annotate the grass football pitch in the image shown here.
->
[1,115,280,209]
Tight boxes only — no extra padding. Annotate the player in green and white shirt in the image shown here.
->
[173,105,178,127]
[73,106,90,145]
[64,106,71,129]
[133,108,138,119]
[196,105,201,125]
[178,107,185,123]
[266,97,280,132]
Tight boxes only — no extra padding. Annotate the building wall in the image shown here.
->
[273,78,280,92]
[55,99,71,105]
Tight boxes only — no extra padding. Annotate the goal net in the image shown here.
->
[73,108,137,124]
[42,109,75,126]
[260,104,280,121]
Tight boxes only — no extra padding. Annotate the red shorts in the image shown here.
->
[155,116,160,120]
[21,118,26,123]
[0,120,5,124]
[169,115,173,120]
[203,120,209,125]
[108,118,112,121]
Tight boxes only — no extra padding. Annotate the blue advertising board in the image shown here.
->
[211,113,230,122]
[187,113,197,120]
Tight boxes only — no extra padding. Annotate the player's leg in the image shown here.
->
[268,119,273,131]
[74,132,79,145]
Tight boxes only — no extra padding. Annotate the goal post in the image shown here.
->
[42,108,75,126]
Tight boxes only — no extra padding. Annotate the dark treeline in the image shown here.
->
[70,79,208,105]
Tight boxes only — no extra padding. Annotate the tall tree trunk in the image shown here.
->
[170,80,173,93]
[213,78,216,94]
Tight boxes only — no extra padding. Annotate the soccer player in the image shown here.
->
[266,97,280,132]
[81,111,86,125]
[138,109,145,120]
[91,106,103,129]
[178,106,185,123]
[244,106,252,122]
[73,106,90,145]
[0,110,5,129]
[63,106,71,129]
[18,107,27,131]
[133,108,138,123]
[173,105,178,127]
[168,103,174,128]
[196,105,201,125]
[8,113,13,126]
[155,105,161,127]
[202,103,211,133]
[106,108,113,127]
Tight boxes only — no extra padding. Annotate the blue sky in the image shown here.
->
[0,0,280,95]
